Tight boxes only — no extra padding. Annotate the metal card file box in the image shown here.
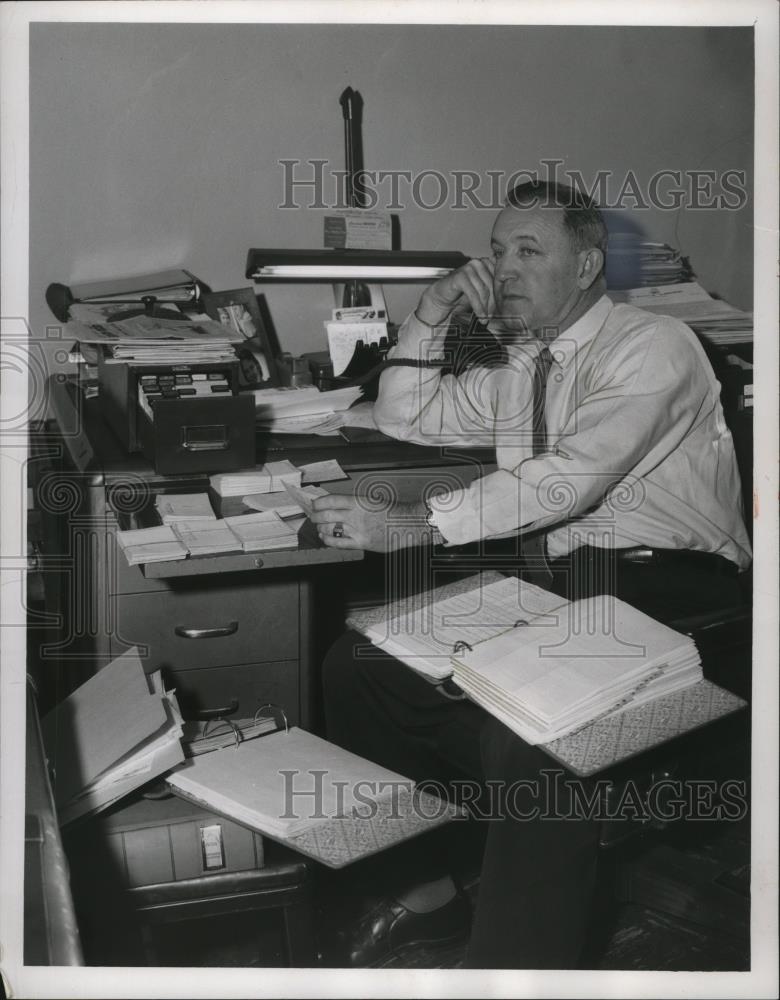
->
[97,355,255,474]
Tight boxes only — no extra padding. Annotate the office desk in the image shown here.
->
[34,376,495,726]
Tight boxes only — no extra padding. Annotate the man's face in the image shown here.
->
[490,203,587,336]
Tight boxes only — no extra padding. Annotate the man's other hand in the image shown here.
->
[310,495,424,553]
[415,256,496,328]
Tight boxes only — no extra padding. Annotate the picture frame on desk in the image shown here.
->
[202,287,280,389]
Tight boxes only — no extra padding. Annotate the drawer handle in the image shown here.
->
[174,621,239,639]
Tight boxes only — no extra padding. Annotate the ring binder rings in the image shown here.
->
[181,712,280,757]
[254,703,289,734]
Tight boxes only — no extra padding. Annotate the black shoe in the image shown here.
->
[323,889,471,968]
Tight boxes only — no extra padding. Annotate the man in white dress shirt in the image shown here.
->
[311,181,751,968]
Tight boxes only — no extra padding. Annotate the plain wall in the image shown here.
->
[29,22,754,369]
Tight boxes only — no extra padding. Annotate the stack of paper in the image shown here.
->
[171,519,239,556]
[155,493,217,524]
[116,525,188,565]
[450,595,702,744]
[222,511,300,552]
[181,715,279,756]
[253,386,362,431]
[355,576,702,744]
[41,649,185,825]
[605,235,693,288]
[281,483,329,517]
[612,281,753,345]
[210,460,302,497]
[243,485,327,518]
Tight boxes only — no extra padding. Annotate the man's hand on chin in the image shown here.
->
[416,256,496,327]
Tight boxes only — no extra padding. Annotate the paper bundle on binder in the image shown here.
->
[352,575,702,744]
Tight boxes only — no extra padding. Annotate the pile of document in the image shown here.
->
[210,460,302,498]
[612,281,753,345]
[117,510,299,564]
[155,492,218,524]
[244,484,328,519]
[41,649,185,826]
[252,385,362,433]
[356,576,702,745]
[605,234,693,288]
[209,458,348,498]
[67,310,241,364]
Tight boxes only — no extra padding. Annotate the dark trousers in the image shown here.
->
[321,547,744,968]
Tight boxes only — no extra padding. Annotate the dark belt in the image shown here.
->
[612,546,739,578]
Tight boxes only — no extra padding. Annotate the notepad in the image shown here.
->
[242,490,307,519]
[281,483,328,517]
[299,459,348,484]
[222,511,299,552]
[210,460,303,497]
[155,492,216,524]
[171,518,239,556]
[116,524,188,565]
[166,727,458,868]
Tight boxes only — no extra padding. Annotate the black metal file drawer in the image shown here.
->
[110,579,299,670]
[159,658,301,724]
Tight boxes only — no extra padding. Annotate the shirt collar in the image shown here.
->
[545,295,613,369]
[502,295,613,369]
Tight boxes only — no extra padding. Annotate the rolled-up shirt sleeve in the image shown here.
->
[426,323,712,546]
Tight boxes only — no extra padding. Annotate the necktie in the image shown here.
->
[522,345,554,587]
[532,346,554,456]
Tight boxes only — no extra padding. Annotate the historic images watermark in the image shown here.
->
[279,158,748,211]
[280,769,748,824]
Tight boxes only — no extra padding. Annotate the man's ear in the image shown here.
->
[576,248,605,290]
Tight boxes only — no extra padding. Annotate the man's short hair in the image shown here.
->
[505,179,608,255]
